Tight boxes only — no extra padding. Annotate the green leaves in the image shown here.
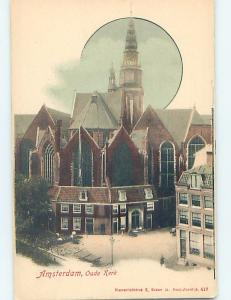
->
[15,175,51,234]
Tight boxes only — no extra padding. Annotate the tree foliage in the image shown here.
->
[15,175,52,235]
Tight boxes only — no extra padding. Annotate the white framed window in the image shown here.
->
[204,196,213,209]
[73,217,81,230]
[61,217,68,230]
[179,210,188,225]
[205,215,214,230]
[61,204,69,213]
[147,201,154,211]
[179,193,188,205]
[112,204,118,214]
[118,190,127,202]
[79,190,88,201]
[85,204,94,214]
[192,212,201,227]
[144,188,153,200]
[120,216,126,230]
[73,204,81,213]
[120,204,126,214]
[191,195,201,207]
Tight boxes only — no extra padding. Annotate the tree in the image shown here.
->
[15,175,52,235]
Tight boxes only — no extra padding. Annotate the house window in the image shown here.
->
[112,204,118,214]
[73,204,81,213]
[85,204,94,214]
[192,212,201,227]
[191,174,202,189]
[203,235,214,259]
[147,201,154,211]
[179,210,188,225]
[179,193,188,205]
[189,232,201,255]
[188,136,205,169]
[144,188,153,200]
[61,217,68,230]
[205,215,214,229]
[73,217,81,231]
[192,195,201,207]
[120,216,126,230]
[61,204,69,213]
[160,141,175,188]
[120,204,126,214]
[79,191,88,201]
[118,190,127,202]
[204,196,213,209]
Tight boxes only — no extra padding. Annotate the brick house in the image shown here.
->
[14,18,212,234]
[175,146,214,267]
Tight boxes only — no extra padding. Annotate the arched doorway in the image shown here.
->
[131,210,141,229]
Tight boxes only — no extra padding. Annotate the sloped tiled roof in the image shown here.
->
[14,114,35,138]
[49,185,157,204]
[71,89,123,130]
[130,129,148,151]
[111,185,157,203]
[46,107,71,132]
[70,92,118,130]
[49,186,109,203]
[155,109,193,147]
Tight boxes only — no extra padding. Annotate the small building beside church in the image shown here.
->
[175,146,214,267]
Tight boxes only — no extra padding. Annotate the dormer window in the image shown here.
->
[144,188,153,200]
[118,190,127,202]
[190,175,202,189]
[61,204,69,213]
[79,191,88,201]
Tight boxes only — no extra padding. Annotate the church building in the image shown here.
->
[14,18,212,234]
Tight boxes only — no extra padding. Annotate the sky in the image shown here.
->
[12,0,214,115]
[47,18,183,112]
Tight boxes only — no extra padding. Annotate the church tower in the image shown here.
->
[108,64,117,92]
[120,18,144,131]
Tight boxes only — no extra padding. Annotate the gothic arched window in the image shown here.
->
[188,136,205,169]
[20,139,34,177]
[111,143,133,186]
[160,141,175,189]
[73,139,93,186]
[43,143,54,184]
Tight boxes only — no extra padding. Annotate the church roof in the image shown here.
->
[130,129,148,151]
[134,106,212,148]
[14,114,35,138]
[14,106,71,139]
[155,109,193,147]
[70,89,122,130]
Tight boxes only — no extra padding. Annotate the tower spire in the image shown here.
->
[125,18,137,51]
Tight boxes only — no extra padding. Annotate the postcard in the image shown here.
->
[12,0,216,299]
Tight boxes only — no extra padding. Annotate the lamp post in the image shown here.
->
[109,236,115,266]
